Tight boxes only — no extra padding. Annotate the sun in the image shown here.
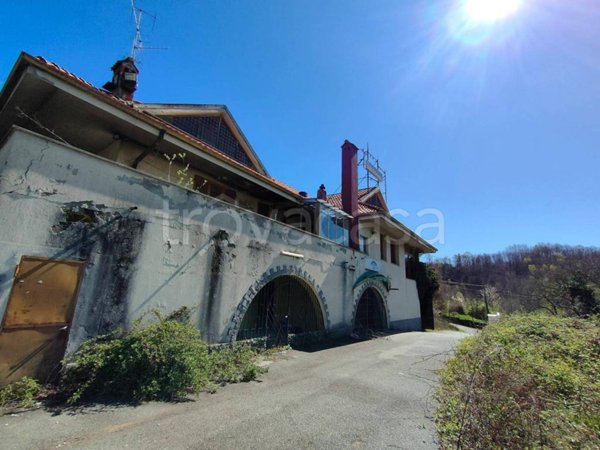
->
[464,0,522,23]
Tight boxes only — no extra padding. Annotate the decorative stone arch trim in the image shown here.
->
[226,265,330,342]
[351,280,391,329]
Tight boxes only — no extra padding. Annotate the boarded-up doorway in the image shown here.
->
[0,257,86,386]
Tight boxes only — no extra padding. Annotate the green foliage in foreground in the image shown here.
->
[61,314,263,404]
[208,344,262,384]
[435,314,600,449]
[0,377,42,409]
[443,312,487,329]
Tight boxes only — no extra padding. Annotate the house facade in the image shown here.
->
[0,53,435,385]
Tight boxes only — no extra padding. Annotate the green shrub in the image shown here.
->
[435,314,600,449]
[0,377,42,409]
[208,343,265,384]
[60,312,266,404]
[61,318,210,404]
[465,302,488,321]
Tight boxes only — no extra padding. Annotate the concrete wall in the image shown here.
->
[0,128,422,351]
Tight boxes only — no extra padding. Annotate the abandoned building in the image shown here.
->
[0,52,436,385]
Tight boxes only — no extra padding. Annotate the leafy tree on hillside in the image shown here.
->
[434,244,600,317]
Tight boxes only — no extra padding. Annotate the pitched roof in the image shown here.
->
[12,53,303,200]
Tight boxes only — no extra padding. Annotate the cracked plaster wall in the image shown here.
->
[0,128,422,351]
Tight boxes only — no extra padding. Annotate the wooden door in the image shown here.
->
[0,257,85,386]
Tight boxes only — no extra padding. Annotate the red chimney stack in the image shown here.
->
[341,140,359,250]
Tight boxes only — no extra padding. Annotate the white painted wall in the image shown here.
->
[0,128,422,352]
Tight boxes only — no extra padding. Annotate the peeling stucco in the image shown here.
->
[0,128,423,352]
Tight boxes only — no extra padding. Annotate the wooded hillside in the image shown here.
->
[432,244,600,316]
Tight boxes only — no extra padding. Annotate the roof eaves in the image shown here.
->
[359,213,437,253]
[18,53,300,201]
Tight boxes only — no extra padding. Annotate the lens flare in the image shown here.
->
[464,0,522,23]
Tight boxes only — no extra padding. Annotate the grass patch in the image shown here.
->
[60,311,265,405]
[443,312,487,329]
[435,314,600,449]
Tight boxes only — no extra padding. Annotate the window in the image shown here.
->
[257,202,271,218]
[318,204,349,246]
[359,235,369,254]
[380,234,387,261]
[194,175,210,195]
[193,175,236,204]
[222,188,237,204]
[209,183,223,198]
[390,242,399,265]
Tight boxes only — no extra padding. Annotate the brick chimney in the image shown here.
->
[103,57,139,101]
[341,140,359,250]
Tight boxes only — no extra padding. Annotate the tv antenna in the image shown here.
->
[130,0,167,60]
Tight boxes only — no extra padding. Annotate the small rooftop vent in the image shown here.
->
[317,184,327,201]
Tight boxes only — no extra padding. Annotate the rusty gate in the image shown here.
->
[236,276,324,347]
[0,256,86,386]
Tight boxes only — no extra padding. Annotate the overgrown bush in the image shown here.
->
[435,314,600,449]
[465,302,487,321]
[61,317,210,404]
[60,311,265,404]
[208,344,264,384]
[0,377,42,409]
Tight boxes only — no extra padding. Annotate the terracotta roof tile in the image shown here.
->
[326,193,343,209]
[326,189,383,216]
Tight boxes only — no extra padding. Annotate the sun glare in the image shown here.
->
[464,0,522,23]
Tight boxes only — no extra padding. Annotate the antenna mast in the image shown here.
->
[130,0,166,60]
[131,0,143,59]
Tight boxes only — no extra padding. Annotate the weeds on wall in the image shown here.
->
[163,152,194,189]
[435,314,600,449]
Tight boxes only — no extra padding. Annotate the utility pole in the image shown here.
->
[483,287,490,318]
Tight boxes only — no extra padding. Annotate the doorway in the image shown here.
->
[0,256,86,386]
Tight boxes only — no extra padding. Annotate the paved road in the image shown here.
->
[2,330,470,450]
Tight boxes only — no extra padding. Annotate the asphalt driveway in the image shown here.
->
[2,329,470,450]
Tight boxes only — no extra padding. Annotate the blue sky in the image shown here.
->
[1,0,599,258]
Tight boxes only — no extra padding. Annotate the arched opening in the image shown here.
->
[354,287,387,332]
[237,276,325,346]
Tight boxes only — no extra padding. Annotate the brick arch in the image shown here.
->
[226,265,330,342]
[352,280,390,329]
